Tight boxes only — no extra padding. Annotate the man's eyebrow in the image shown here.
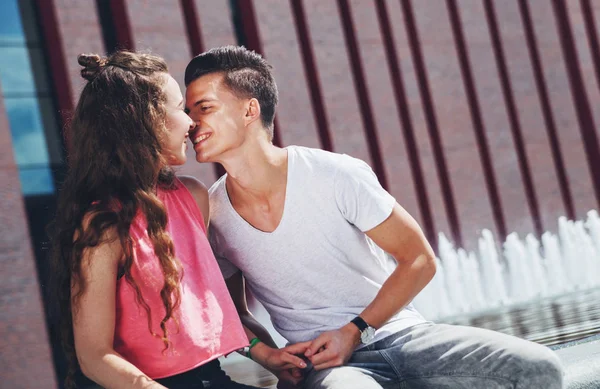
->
[185,98,216,111]
[192,98,216,107]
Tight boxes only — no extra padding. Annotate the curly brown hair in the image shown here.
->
[49,51,183,388]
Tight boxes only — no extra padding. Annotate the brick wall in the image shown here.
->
[248,0,600,249]
[46,1,600,249]
[0,89,57,387]
[54,0,105,105]
[124,0,217,185]
[3,0,600,384]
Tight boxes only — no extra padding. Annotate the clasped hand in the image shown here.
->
[253,342,309,386]
[302,323,360,370]
[260,324,360,388]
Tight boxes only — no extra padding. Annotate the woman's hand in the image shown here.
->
[251,342,311,386]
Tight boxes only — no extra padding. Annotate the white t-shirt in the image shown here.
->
[208,146,427,345]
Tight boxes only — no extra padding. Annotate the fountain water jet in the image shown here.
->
[412,210,600,320]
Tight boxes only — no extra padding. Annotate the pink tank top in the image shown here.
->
[113,179,247,379]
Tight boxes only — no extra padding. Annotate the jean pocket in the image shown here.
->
[348,349,399,382]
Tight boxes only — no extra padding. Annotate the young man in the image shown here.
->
[184,46,563,389]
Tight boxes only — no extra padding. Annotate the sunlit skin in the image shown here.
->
[70,71,210,389]
[186,73,309,385]
[161,73,196,166]
[185,73,272,166]
[184,70,435,385]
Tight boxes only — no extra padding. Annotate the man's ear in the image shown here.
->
[244,98,261,126]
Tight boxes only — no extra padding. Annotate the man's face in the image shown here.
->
[185,72,247,163]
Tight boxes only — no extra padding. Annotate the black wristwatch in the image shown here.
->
[350,316,376,344]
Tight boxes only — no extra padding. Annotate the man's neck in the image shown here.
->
[223,141,288,205]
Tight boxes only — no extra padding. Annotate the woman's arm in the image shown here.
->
[179,175,210,228]
[72,222,166,389]
[225,271,308,386]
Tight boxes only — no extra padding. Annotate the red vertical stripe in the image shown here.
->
[180,0,205,56]
[581,0,600,93]
[445,0,507,240]
[35,0,73,144]
[580,0,600,93]
[336,0,388,190]
[518,0,575,220]
[110,0,134,50]
[290,0,334,153]
[552,0,600,209]
[483,0,542,236]
[375,0,436,247]
[234,0,283,147]
[402,0,463,246]
[180,0,224,179]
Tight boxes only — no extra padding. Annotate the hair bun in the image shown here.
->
[78,53,106,81]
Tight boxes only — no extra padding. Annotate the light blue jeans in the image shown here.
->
[304,323,563,388]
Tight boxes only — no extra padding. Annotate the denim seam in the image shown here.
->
[379,349,402,378]
[378,350,517,387]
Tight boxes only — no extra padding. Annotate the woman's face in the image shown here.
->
[161,73,195,166]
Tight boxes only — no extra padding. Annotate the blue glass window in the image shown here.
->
[0,0,60,196]
[0,0,26,45]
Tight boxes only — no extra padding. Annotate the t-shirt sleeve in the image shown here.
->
[334,155,396,232]
[208,227,240,279]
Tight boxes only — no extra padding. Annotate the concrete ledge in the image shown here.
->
[224,334,600,389]
[222,359,277,388]
[80,334,600,388]
[551,334,600,389]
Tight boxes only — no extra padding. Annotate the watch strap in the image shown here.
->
[350,316,369,332]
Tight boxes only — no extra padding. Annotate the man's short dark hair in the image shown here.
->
[185,46,278,138]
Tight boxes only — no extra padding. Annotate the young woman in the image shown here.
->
[50,51,259,389]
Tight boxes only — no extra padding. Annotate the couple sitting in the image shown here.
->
[51,46,563,389]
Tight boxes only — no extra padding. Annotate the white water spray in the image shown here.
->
[412,210,600,320]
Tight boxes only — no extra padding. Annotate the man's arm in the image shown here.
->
[305,203,436,370]
[356,202,436,328]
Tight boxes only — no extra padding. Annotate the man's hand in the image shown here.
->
[304,323,361,370]
[251,342,311,386]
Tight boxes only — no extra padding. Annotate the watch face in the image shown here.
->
[361,326,376,344]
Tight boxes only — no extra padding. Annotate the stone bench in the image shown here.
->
[224,334,600,389]
[79,332,600,388]
[552,334,600,389]
[222,358,277,388]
